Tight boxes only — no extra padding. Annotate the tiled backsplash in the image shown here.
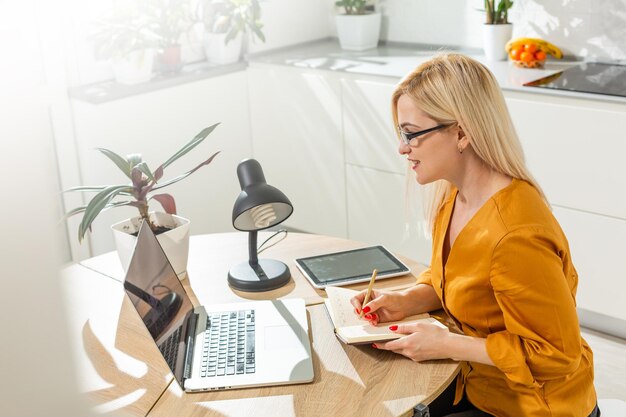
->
[378,0,626,60]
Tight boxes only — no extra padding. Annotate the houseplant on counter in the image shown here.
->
[64,124,221,275]
[334,0,381,51]
[200,0,266,65]
[148,0,195,73]
[482,0,514,61]
[91,8,162,84]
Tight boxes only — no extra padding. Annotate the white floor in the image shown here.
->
[581,328,626,401]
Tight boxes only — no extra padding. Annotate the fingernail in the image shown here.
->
[362,306,371,314]
[364,314,372,320]
[389,325,398,331]
[372,343,378,349]
[371,313,378,320]
[355,308,360,315]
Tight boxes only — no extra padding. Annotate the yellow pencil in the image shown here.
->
[359,269,378,318]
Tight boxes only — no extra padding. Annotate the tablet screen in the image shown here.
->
[295,246,409,287]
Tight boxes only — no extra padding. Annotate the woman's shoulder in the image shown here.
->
[491,178,560,235]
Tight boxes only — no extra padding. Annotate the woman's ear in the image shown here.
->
[457,125,470,154]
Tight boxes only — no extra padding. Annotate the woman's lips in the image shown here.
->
[410,160,420,170]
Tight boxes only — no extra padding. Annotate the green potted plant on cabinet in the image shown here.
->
[91,7,162,84]
[200,0,266,65]
[334,0,381,51]
[64,124,220,275]
[148,0,195,73]
[482,0,514,61]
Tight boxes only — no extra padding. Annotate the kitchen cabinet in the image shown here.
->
[247,65,346,237]
[346,164,431,264]
[505,91,626,220]
[70,71,252,257]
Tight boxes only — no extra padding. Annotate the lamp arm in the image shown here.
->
[248,230,259,266]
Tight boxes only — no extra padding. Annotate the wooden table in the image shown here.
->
[64,232,460,417]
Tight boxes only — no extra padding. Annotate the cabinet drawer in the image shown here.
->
[553,206,626,322]
[506,97,626,219]
[343,79,405,174]
[346,164,432,265]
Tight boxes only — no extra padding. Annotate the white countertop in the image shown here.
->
[249,39,626,105]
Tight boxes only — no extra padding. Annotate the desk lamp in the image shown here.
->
[228,158,294,292]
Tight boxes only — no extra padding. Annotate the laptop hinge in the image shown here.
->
[182,312,199,382]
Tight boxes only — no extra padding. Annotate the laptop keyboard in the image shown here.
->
[201,310,255,377]
[158,326,182,371]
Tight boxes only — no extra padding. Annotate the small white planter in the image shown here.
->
[335,12,382,51]
[482,23,513,61]
[111,48,155,85]
[111,212,190,276]
[204,32,243,65]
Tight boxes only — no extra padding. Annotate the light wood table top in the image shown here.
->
[80,232,427,306]
[68,232,460,417]
[146,304,459,417]
[60,264,173,417]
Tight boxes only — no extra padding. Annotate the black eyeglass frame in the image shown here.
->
[398,124,452,146]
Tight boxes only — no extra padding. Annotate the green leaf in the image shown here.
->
[152,151,220,191]
[136,162,156,183]
[63,185,108,193]
[161,123,220,169]
[248,22,265,42]
[78,185,133,242]
[96,148,133,180]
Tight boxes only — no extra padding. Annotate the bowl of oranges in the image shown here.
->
[505,38,563,69]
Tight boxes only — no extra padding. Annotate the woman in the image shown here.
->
[351,54,598,417]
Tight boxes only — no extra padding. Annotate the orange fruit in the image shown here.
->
[509,46,523,61]
[534,50,547,61]
[520,51,534,63]
[524,43,538,53]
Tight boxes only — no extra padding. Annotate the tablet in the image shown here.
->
[295,246,410,289]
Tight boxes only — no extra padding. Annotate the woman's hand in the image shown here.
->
[349,289,410,325]
[373,321,452,362]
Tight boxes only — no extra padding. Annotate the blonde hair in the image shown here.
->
[391,53,546,229]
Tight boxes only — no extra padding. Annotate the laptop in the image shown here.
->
[123,221,314,392]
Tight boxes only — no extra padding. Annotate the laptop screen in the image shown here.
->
[123,220,195,384]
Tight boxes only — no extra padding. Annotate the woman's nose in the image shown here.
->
[398,142,410,155]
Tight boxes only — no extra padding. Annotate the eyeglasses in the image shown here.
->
[398,124,451,147]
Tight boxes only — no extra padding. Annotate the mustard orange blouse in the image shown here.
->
[417,179,597,416]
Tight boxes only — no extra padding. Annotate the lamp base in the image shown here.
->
[228,259,291,292]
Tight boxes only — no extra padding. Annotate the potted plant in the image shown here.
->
[91,7,162,84]
[147,0,195,74]
[200,0,266,65]
[64,124,220,275]
[334,0,381,51]
[482,0,514,61]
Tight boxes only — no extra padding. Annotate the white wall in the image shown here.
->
[376,0,626,60]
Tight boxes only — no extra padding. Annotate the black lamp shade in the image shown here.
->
[232,159,293,231]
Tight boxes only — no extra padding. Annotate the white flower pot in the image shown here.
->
[204,32,243,65]
[335,12,382,51]
[482,23,513,61]
[111,48,155,85]
[111,212,190,276]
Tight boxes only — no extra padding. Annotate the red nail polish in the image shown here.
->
[389,325,398,331]
[364,314,372,320]
[355,308,359,315]
[362,306,371,314]
[372,343,378,349]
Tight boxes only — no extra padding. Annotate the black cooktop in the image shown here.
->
[524,62,626,99]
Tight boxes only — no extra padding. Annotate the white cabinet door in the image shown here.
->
[247,65,346,237]
[70,71,252,257]
[505,92,626,219]
[553,205,626,322]
[342,78,405,174]
[346,164,432,265]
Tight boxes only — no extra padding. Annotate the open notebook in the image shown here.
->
[324,286,445,345]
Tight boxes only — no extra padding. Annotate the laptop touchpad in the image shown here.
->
[264,325,303,350]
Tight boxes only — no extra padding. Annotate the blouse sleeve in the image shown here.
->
[415,268,432,286]
[485,227,582,388]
